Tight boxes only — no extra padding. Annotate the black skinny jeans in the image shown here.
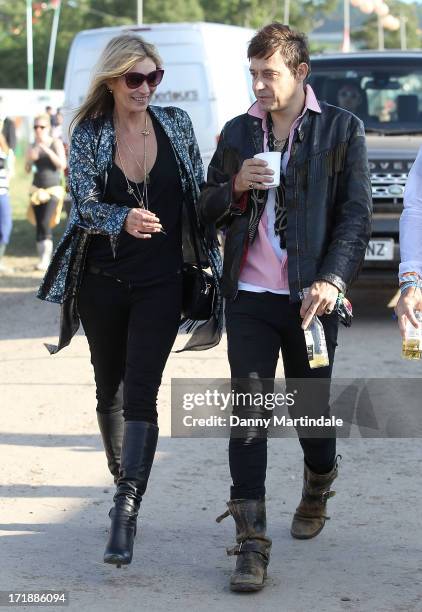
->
[77,271,182,424]
[225,290,339,500]
[32,195,58,241]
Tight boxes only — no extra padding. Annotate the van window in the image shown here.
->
[309,63,422,134]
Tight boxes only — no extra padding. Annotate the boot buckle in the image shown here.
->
[226,542,242,556]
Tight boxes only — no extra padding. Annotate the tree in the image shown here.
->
[200,0,338,32]
[352,1,420,50]
[0,0,136,89]
[144,0,204,22]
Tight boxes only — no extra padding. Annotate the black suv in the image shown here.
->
[309,52,422,277]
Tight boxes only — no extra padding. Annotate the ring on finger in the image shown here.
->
[248,181,255,190]
[325,306,333,314]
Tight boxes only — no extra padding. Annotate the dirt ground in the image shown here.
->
[1,258,421,612]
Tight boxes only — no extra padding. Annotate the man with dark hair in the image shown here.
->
[45,105,58,127]
[199,23,371,592]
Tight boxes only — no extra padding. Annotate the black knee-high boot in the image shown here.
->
[103,421,158,567]
[97,410,124,483]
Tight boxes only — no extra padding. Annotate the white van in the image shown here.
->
[63,22,256,167]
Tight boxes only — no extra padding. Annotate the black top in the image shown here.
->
[87,113,184,283]
[33,141,61,188]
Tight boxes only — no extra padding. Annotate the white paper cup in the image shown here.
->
[253,151,281,188]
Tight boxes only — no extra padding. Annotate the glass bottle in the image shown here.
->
[402,310,422,360]
[301,288,330,369]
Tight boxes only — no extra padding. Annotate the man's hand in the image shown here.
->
[233,158,274,200]
[300,281,339,330]
[395,287,422,337]
[124,208,162,239]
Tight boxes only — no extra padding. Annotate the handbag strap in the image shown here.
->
[185,198,206,275]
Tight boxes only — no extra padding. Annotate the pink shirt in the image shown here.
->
[238,85,321,294]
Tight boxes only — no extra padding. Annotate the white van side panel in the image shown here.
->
[202,24,255,131]
[63,23,255,166]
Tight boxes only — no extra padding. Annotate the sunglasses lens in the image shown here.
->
[147,70,164,86]
[125,73,144,89]
[124,70,164,89]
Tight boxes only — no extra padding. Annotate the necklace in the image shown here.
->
[115,138,147,208]
[114,112,150,208]
[272,136,288,151]
[267,113,289,152]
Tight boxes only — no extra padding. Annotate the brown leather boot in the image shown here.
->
[216,498,272,592]
[290,455,341,540]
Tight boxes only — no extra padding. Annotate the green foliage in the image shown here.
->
[144,0,204,22]
[200,0,338,31]
[0,0,135,89]
[0,0,420,90]
[351,1,420,50]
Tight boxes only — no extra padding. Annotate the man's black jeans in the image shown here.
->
[225,290,339,500]
[77,271,182,424]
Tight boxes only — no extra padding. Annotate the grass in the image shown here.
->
[8,155,68,257]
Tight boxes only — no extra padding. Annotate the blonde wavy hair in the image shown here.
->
[70,33,162,133]
[33,113,51,130]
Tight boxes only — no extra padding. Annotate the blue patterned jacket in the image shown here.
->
[37,105,222,353]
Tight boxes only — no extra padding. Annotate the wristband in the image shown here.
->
[400,281,422,295]
[399,272,421,286]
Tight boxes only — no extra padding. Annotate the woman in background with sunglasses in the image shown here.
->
[37,34,221,567]
[25,113,66,270]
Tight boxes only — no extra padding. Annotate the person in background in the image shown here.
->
[199,23,371,592]
[395,146,422,331]
[45,105,58,128]
[0,97,17,152]
[52,108,64,140]
[25,113,66,271]
[0,131,13,274]
[336,82,367,121]
[0,98,16,274]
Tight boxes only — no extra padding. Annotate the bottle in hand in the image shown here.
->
[301,288,330,369]
[402,310,422,360]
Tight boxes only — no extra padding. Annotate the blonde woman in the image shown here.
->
[37,34,222,568]
[25,114,66,270]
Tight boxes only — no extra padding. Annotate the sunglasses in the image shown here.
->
[34,125,48,129]
[123,69,164,89]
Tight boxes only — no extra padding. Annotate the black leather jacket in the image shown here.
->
[198,101,372,302]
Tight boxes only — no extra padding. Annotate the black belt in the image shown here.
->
[86,264,123,282]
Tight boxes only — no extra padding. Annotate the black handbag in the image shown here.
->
[182,263,215,321]
[181,203,216,321]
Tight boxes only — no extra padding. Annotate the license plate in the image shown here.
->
[365,238,394,261]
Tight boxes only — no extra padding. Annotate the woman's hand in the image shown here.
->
[124,208,162,239]
[29,146,40,161]
[395,286,422,337]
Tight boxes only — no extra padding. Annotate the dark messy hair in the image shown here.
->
[248,23,310,77]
